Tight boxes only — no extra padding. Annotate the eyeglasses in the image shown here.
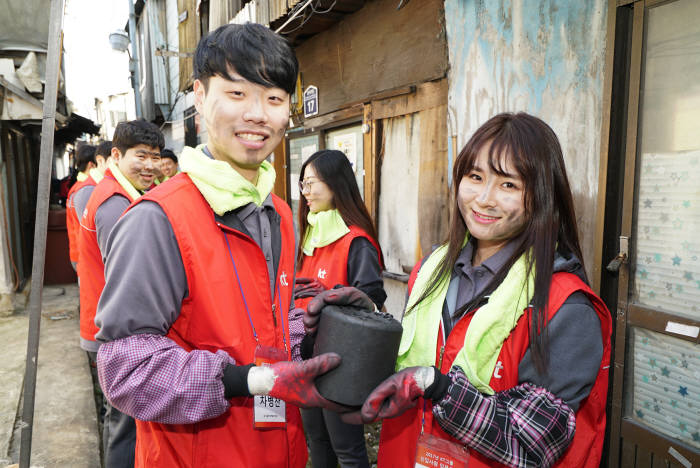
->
[299,179,320,193]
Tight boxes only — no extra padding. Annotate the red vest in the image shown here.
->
[66,176,96,263]
[378,270,612,468]
[129,174,307,468]
[296,225,383,310]
[77,169,133,343]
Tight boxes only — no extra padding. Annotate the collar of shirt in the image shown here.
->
[454,235,522,280]
[235,193,275,223]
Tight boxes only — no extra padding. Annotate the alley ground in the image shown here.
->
[0,283,100,468]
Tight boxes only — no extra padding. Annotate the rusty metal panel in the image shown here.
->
[147,0,170,106]
[444,0,608,274]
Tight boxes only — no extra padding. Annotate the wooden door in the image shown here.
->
[607,0,700,466]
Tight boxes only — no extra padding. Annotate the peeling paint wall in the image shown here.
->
[445,0,608,272]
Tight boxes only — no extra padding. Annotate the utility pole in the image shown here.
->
[19,0,64,466]
[128,0,142,118]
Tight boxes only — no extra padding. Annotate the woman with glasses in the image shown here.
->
[293,149,386,468]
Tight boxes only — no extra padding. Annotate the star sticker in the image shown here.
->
[692,432,700,442]
[648,290,656,299]
[636,409,644,418]
[654,253,662,262]
[682,200,690,208]
[684,271,694,281]
[649,358,657,368]
[645,256,652,264]
[661,367,670,377]
[678,386,688,397]
[639,269,649,279]
[644,199,652,208]
[642,375,650,383]
[682,241,691,250]
[681,360,688,368]
[679,422,687,432]
[672,218,683,229]
[676,284,684,293]
[651,374,657,382]
[672,256,681,266]
[671,399,678,407]
[654,405,660,413]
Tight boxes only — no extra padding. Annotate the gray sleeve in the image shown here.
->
[95,200,188,342]
[94,195,131,258]
[73,185,95,221]
[347,237,386,309]
[518,292,602,412]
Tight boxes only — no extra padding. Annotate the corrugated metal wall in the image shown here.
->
[444,0,608,273]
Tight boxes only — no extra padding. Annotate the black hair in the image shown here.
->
[408,112,584,375]
[75,144,96,172]
[95,140,112,158]
[112,119,165,156]
[194,22,298,95]
[160,148,178,163]
[296,150,381,266]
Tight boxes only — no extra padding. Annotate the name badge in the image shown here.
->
[414,433,469,468]
[253,345,287,429]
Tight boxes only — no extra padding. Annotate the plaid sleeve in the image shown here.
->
[432,366,576,468]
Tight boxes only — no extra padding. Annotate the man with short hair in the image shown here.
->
[66,143,98,271]
[79,120,163,468]
[95,23,341,467]
[158,148,178,179]
[94,140,113,174]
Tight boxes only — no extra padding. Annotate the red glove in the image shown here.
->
[293,277,326,299]
[342,366,436,424]
[304,287,375,336]
[248,353,347,411]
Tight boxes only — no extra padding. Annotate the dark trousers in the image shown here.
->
[301,407,369,468]
[87,351,136,468]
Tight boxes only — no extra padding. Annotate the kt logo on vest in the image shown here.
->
[280,272,288,286]
[493,361,504,379]
[317,268,327,279]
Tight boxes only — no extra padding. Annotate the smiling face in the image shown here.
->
[160,158,178,178]
[457,142,528,262]
[194,72,290,182]
[113,144,161,191]
[301,164,334,213]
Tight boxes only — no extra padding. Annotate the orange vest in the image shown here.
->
[296,225,383,310]
[66,176,96,263]
[378,270,612,468]
[77,169,133,343]
[129,174,307,467]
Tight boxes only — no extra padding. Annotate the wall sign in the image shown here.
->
[303,85,318,118]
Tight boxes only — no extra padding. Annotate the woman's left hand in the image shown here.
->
[293,277,326,299]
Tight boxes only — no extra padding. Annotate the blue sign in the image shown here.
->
[303,85,318,118]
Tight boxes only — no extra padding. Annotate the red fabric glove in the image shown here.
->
[248,353,348,411]
[304,287,375,336]
[293,277,327,299]
[342,366,436,424]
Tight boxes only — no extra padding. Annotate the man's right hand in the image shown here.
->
[304,287,375,336]
[247,353,347,411]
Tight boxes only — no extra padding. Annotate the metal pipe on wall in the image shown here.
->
[19,0,64,465]
[128,0,142,118]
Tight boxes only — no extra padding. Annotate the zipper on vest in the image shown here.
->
[438,345,445,370]
[271,302,277,327]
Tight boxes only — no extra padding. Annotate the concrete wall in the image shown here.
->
[444,0,608,273]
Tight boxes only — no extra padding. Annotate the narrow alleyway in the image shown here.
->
[0,284,100,467]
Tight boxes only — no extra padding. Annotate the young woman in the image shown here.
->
[294,149,386,468]
[308,113,612,468]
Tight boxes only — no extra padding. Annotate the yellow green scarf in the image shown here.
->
[89,167,104,184]
[107,160,141,201]
[178,145,275,216]
[396,236,535,395]
[302,209,350,256]
[76,171,88,182]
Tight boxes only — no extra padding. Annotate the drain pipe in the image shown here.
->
[19,0,65,466]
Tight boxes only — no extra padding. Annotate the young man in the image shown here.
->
[158,148,178,179]
[78,121,164,468]
[94,23,343,467]
[66,143,99,271]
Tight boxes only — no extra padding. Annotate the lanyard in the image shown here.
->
[223,230,288,351]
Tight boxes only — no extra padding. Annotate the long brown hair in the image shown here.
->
[296,150,380,265]
[408,112,585,374]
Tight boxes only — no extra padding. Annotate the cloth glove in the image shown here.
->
[304,286,376,336]
[342,366,451,424]
[247,352,347,411]
[293,277,327,299]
